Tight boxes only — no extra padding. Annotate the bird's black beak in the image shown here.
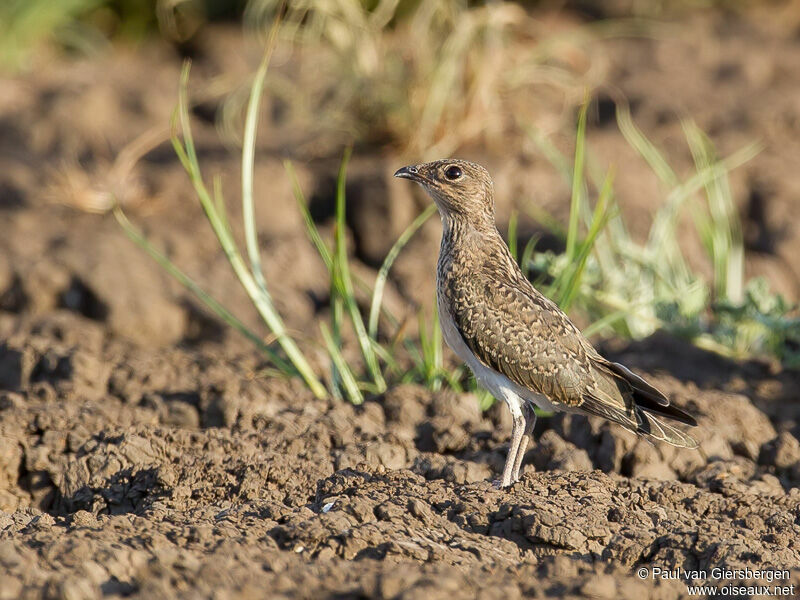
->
[394,165,424,182]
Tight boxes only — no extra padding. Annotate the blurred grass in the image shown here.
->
[0,0,103,69]
[0,0,238,70]
[524,100,800,366]
[0,0,761,72]
[239,0,623,157]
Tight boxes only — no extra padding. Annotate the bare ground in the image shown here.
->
[1,6,800,599]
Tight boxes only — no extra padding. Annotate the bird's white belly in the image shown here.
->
[437,297,558,416]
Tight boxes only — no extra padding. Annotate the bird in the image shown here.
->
[394,159,697,488]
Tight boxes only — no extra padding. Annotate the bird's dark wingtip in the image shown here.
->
[636,395,697,427]
[638,411,698,449]
[608,361,669,406]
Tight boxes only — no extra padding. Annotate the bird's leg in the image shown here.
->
[497,413,525,488]
[511,403,537,483]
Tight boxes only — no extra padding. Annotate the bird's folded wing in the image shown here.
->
[447,272,623,412]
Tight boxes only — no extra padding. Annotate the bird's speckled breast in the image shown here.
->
[436,234,557,415]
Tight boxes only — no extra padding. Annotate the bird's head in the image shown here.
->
[394,159,495,227]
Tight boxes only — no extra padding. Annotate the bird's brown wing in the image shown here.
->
[445,269,697,446]
[445,269,623,412]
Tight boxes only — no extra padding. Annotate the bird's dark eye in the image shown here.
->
[444,165,462,180]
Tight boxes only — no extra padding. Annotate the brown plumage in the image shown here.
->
[395,159,697,488]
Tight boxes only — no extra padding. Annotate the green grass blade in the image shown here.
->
[177,63,201,171]
[508,209,519,262]
[330,287,344,400]
[332,149,386,392]
[173,62,327,399]
[242,36,278,295]
[581,307,632,339]
[368,203,436,339]
[520,234,539,280]
[370,339,400,374]
[285,161,333,270]
[320,322,363,405]
[477,388,495,411]
[683,119,745,304]
[212,175,232,238]
[415,308,439,391]
[403,337,425,371]
[523,205,567,240]
[566,97,589,260]
[665,143,760,210]
[430,300,443,391]
[523,124,572,183]
[616,103,679,187]
[559,169,615,312]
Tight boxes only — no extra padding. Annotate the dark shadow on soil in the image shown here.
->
[48,467,165,517]
[603,331,799,394]
[602,331,800,437]
[58,276,109,322]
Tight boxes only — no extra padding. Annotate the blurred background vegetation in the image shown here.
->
[4,0,799,401]
[0,0,757,73]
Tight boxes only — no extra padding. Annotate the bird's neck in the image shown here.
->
[440,210,495,240]
[438,212,517,275]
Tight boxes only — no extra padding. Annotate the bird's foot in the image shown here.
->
[491,478,514,490]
